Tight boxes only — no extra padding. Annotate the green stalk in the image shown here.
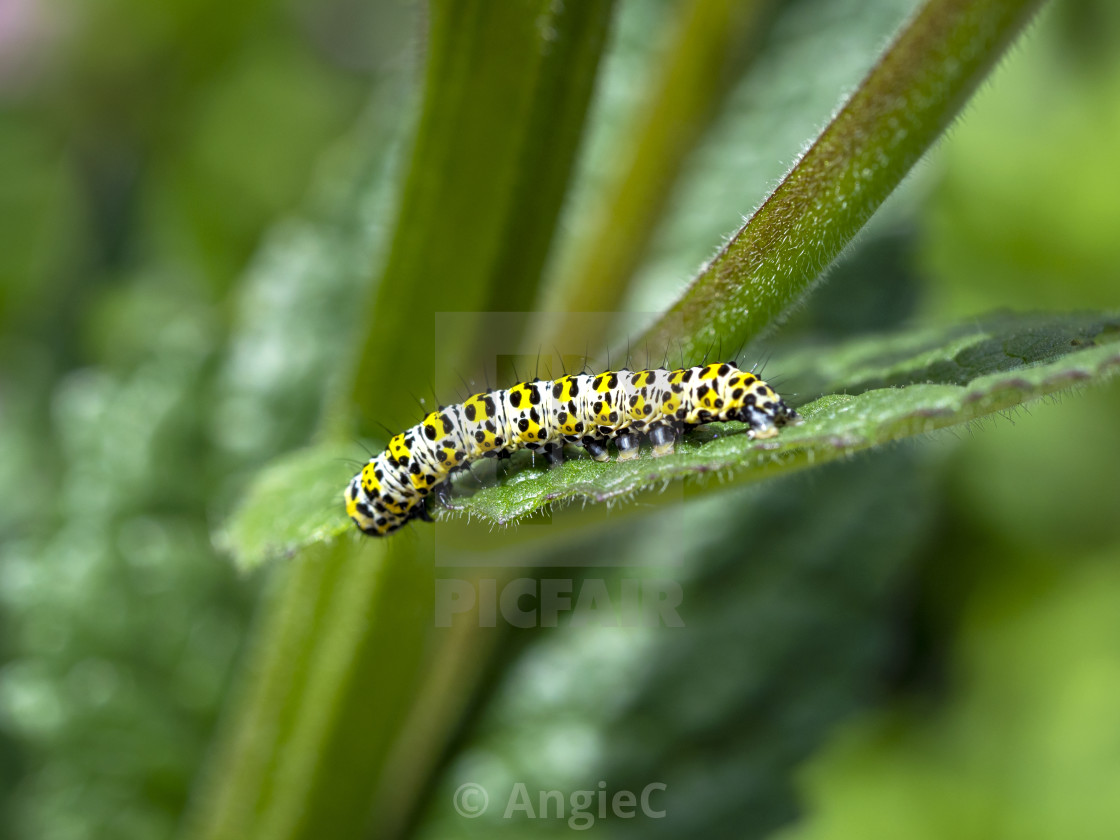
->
[187,4,616,839]
[540,0,774,351]
[638,0,1046,361]
[343,0,615,432]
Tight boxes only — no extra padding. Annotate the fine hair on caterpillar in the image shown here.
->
[345,360,800,537]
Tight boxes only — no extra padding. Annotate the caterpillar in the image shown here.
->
[345,362,799,536]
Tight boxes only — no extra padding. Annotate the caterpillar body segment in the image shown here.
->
[345,362,799,536]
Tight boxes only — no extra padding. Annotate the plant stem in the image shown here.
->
[539,0,774,352]
[638,0,1046,361]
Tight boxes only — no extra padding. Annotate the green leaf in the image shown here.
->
[221,312,1120,568]
[217,444,355,571]
[445,312,1120,526]
[778,309,1120,394]
[638,0,1046,361]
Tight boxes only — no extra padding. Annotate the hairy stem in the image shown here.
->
[638,0,1046,360]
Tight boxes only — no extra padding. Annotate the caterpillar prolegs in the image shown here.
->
[345,362,799,536]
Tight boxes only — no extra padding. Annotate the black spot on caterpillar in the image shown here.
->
[345,362,799,536]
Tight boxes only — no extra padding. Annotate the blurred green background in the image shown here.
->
[1,0,1118,838]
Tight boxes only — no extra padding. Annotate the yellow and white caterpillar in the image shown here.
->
[346,362,799,536]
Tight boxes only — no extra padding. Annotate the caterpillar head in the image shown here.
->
[719,367,800,439]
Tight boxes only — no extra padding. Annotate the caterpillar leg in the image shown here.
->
[543,443,565,467]
[649,425,676,457]
[746,413,778,440]
[434,481,455,509]
[738,404,779,439]
[584,440,610,462]
[615,432,641,461]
